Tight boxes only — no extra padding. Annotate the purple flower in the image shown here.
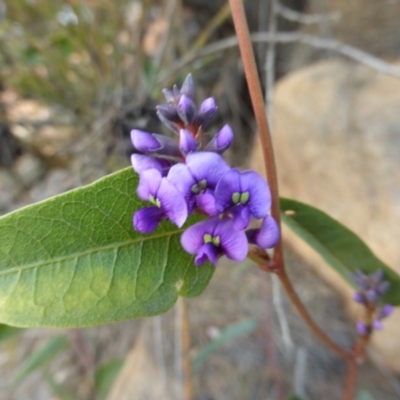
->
[134,169,188,233]
[179,129,197,154]
[197,97,217,128]
[356,321,369,336]
[205,124,234,154]
[131,129,180,158]
[351,269,391,306]
[181,218,248,266]
[377,304,394,320]
[214,169,272,230]
[167,152,230,213]
[246,215,280,249]
[180,73,195,99]
[177,94,196,125]
[156,105,181,134]
[131,154,173,176]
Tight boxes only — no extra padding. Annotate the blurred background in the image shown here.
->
[1,0,400,399]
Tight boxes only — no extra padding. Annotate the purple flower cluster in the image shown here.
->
[351,269,393,335]
[131,74,279,266]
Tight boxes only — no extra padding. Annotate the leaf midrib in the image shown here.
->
[0,228,184,277]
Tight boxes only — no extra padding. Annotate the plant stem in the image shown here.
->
[276,268,351,360]
[228,0,351,362]
[228,0,281,233]
[343,356,358,400]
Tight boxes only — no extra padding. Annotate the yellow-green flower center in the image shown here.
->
[191,179,207,194]
[149,194,161,208]
[203,233,220,247]
[232,191,249,204]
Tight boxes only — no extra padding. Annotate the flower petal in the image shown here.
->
[231,205,251,230]
[133,206,164,233]
[240,171,271,219]
[131,154,172,176]
[205,124,234,153]
[136,169,162,201]
[179,129,197,154]
[196,191,218,216]
[215,219,248,262]
[157,109,180,134]
[131,129,161,152]
[167,163,196,208]
[195,243,218,266]
[180,73,195,99]
[181,219,220,254]
[214,168,241,212]
[197,97,217,128]
[156,104,180,123]
[186,152,230,189]
[248,215,279,248]
[177,94,196,125]
[157,178,188,227]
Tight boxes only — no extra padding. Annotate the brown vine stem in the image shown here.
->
[344,356,358,400]
[228,0,351,362]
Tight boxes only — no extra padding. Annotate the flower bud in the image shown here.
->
[205,124,234,153]
[377,304,394,320]
[197,97,217,128]
[177,94,196,125]
[179,129,197,154]
[356,321,368,336]
[131,129,162,152]
[180,74,195,99]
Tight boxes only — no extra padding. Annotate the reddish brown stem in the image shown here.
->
[344,356,358,400]
[228,0,352,362]
[228,0,281,232]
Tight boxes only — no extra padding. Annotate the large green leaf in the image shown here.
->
[280,198,400,305]
[0,168,214,327]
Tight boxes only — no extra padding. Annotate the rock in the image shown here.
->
[249,60,400,373]
[12,153,45,187]
[1,91,78,167]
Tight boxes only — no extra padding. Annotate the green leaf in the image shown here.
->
[94,359,124,400]
[280,198,400,305]
[0,168,214,327]
[14,335,68,384]
[0,323,23,343]
[193,319,257,370]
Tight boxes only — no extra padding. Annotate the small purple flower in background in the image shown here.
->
[352,269,393,335]
[134,169,187,233]
[181,218,248,266]
[351,269,390,306]
[130,73,279,267]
